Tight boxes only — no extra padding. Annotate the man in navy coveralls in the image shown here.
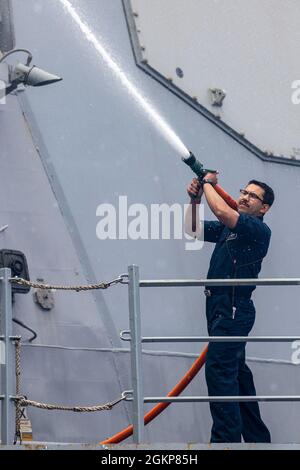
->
[187,174,274,443]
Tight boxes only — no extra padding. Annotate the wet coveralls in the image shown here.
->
[204,213,271,443]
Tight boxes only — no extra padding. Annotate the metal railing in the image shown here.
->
[120,265,300,443]
[0,268,126,445]
[1,265,300,445]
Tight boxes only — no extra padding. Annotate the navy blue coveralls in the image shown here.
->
[204,212,271,443]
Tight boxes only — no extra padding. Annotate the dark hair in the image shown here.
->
[248,180,275,206]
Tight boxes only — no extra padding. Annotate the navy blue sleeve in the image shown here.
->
[231,213,271,243]
[204,220,225,243]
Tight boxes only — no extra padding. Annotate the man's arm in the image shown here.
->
[203,173,239,229]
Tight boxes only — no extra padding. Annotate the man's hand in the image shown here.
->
[187,178,203,201]
[204,171,219,185]
[202,171,240,229]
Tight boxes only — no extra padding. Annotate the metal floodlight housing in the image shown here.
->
[11,62,62,87]
[0,48,62,95]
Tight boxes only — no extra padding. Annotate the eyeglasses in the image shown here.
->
[239,189,264,203]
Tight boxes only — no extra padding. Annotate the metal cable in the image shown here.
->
[13,318,37,342]
[21,343,298,365]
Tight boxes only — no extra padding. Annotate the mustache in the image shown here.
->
[239,200,249,207]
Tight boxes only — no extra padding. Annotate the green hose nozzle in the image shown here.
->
[182,152,216,180]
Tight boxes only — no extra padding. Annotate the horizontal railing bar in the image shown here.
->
[124,395,300,403]
[139,278,300,287]
[141,336,300,343]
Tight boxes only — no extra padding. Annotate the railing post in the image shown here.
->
[0,268,15,445]
[128,265,144,443]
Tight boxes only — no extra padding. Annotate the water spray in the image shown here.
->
[59,0,190,160]
[58,2,239,445]
[59,0,237,216]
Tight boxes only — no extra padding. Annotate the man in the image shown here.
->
[186,174,274,443]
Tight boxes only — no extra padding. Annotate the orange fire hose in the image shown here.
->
[101,345,208,444]
[214,185,238,211]
[102,186,237,445]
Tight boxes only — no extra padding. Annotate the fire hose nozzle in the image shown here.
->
[182,152,238,211]
[182,152,216,180]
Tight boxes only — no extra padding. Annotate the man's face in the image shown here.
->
[237,184,270,217]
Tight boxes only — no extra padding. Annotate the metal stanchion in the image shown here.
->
[0,268,15,444]
[128,265,144,443]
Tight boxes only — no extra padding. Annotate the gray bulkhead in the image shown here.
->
[0,0,299,443]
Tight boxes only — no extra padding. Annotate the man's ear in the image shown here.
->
[260,204,270,216]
